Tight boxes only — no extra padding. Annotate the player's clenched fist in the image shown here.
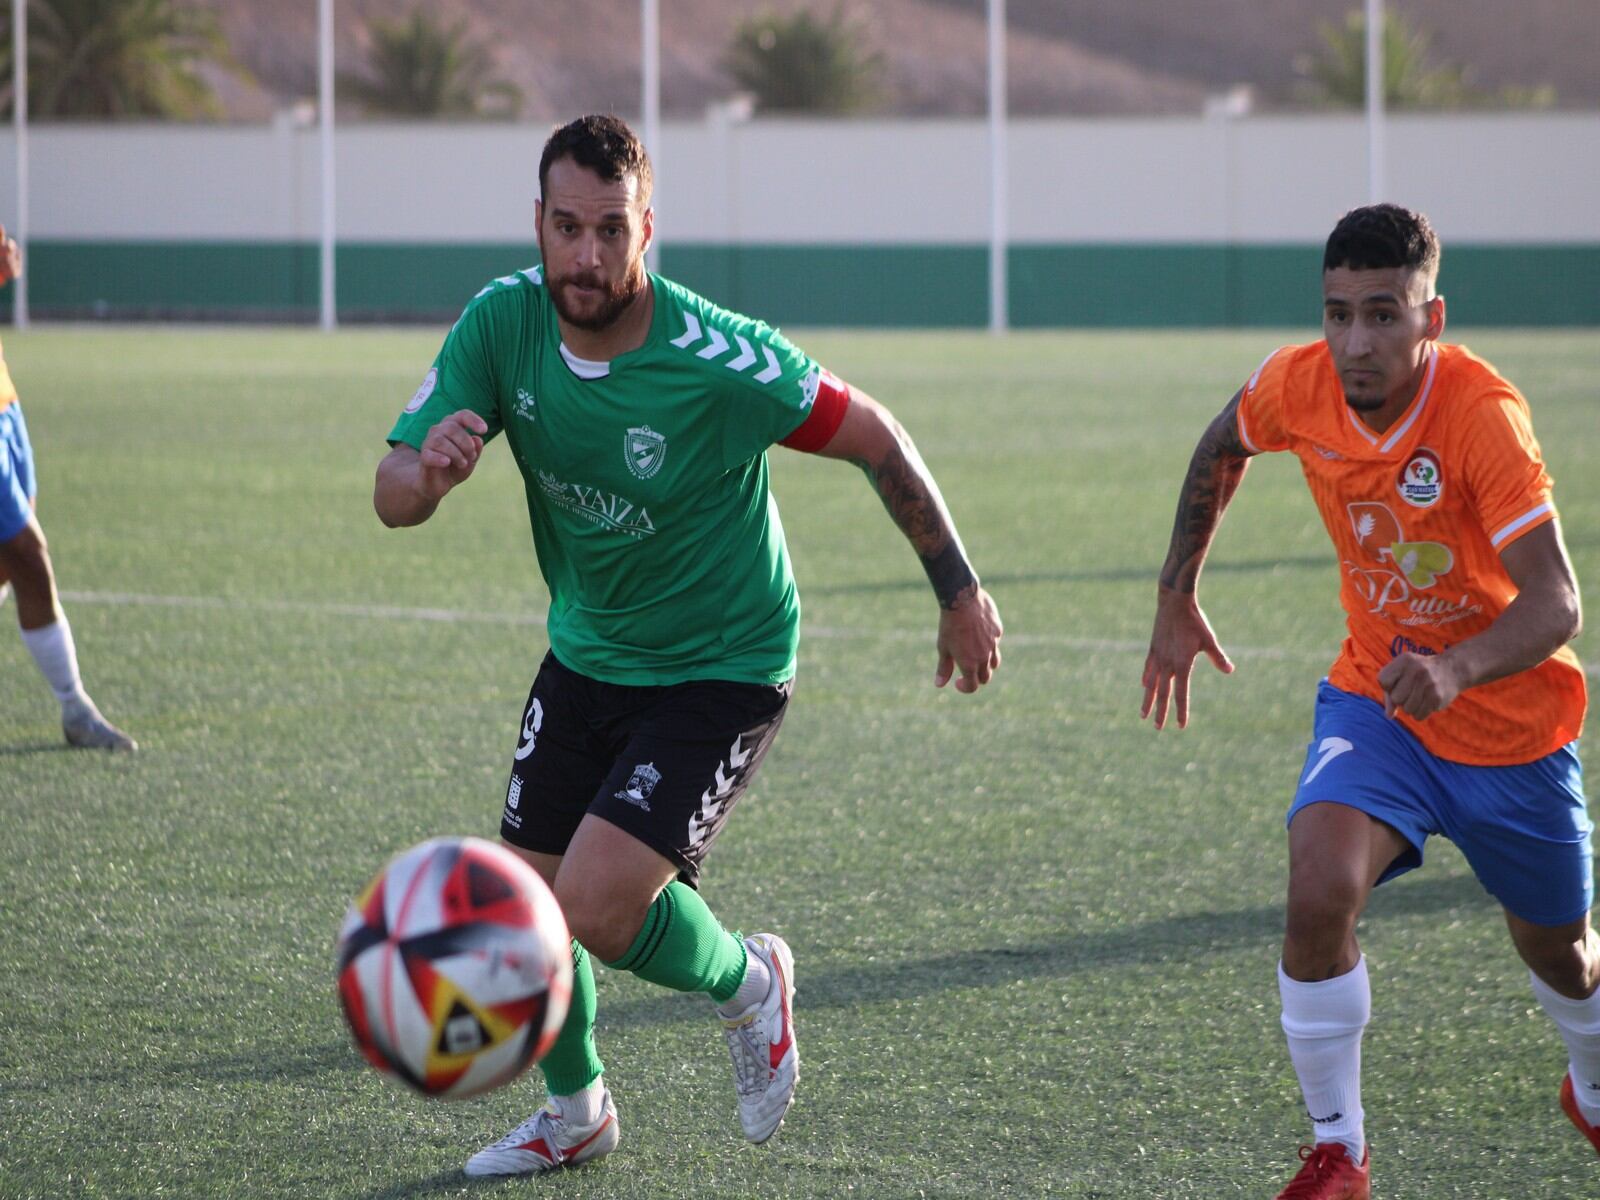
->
[1378,650,1464,720]
[417,409,489,498]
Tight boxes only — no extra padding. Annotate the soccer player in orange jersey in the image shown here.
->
[1141,205,1594,1199]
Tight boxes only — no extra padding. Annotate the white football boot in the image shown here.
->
[720,932,798,1143]
[463,1088,619,1177]
[63,703,137,752]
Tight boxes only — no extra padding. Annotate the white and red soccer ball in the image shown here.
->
[336,836,572,1099]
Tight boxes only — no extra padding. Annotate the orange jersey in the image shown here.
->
[1237,340,1585,766]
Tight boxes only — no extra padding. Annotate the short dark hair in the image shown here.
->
[1323,203,1440,284]
[538,114,653,207]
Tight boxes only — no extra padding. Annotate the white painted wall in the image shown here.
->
[2,113,1595,244]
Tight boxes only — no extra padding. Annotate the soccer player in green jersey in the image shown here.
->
[374,115,1003,1177]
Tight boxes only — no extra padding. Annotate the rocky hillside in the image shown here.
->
[193,0,1598,121]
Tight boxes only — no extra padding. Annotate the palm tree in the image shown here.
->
[0,0,229,119]
[725,5,884,115]
[1296,8,1553,110]
[341,8,522,120]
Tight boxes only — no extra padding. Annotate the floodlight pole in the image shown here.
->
[987,0,1007,333]
[318,0,337,330]
[642,0,660,273]
[12,0,29,329]
[1366,0,1385,204]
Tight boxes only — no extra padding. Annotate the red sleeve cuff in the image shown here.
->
[780,370,851,453]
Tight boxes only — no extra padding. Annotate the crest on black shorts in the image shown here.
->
[625,425,667,479]
[617,762,662,810]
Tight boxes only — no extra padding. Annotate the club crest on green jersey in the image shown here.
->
[626,425,667,479]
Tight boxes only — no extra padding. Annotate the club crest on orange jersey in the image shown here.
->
[1398,448,1443,508]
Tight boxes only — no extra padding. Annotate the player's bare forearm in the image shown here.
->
[1380,520,1582,719]
[1449,591,1581,688]
[818,391,977,609]
[375,410,487,528]
[1445,521,1581,689]
[857,445,978,610]
[1158,390,1252,594]
[374,446,442,528]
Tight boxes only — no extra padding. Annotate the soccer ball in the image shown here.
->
[335,836,572,1099]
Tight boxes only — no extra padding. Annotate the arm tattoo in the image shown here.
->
[1158,392,1253,594]
[851,433,977,610]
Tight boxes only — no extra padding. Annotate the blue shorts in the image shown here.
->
[1287,680,1592,927]
[0,402,37,542]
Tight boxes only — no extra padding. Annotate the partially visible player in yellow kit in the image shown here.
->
[1143,205,1593,1198]
[0,225,135,750]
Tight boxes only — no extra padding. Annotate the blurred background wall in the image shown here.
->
[1,0,1595,326]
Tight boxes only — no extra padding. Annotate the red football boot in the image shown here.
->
[1561,1073,1600,1156]
[1274,1142,1371,1200]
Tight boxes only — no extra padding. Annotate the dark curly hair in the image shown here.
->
[1323,203,1440,285]
[538,114,654,207]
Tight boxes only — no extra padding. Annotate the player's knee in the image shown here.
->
[553,877,647,964]
[1523,942,1598,998]
[1285,878,1364,947]
[0,520,48,574]
[565,913,638,965]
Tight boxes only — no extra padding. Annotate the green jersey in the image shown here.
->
[388,268,827,686]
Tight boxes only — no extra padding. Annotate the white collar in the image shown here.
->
[559,342,611,380]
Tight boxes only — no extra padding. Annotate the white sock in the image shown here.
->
[551,1076,605,1125]
[717,942,771,1016]
[1280,956,1369,1163]
[1531,970,1600,1122]
[19,618,92,715]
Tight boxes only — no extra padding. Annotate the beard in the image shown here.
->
[1341,387,1388,411]
[547,257,648,332]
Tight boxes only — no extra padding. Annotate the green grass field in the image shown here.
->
[1,325,1596,1199]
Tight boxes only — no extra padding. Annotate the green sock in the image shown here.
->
[604,881,748,1005]
[538,940,604,1097]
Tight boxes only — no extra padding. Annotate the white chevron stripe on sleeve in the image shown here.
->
[726,334,757,372]
[671,312,703,349]
[754,344,782,383]
[696,327,730,360]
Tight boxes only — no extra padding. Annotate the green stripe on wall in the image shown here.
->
[22,241,322,316]
[662,244,988,328]
[10,240,1599,327]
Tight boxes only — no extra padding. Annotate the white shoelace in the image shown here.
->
[723,1018,768,1098]
[488,1107,561,1159]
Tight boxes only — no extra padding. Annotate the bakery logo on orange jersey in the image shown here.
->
[1397,448,1443,508]
[1344,501,1479,627]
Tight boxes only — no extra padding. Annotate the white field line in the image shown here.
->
[59,588,1599,676]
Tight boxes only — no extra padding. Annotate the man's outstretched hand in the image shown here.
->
[1141,586,1235,730]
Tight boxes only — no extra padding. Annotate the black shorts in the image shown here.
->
[499,651,792,886]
